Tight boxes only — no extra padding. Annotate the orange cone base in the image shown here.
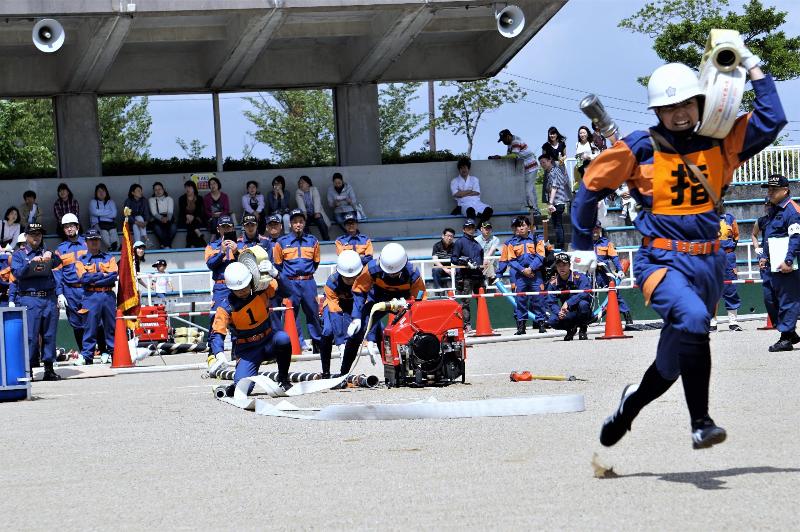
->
[757,314,775,330]
[111,310,134,368]
[596,332,633,340]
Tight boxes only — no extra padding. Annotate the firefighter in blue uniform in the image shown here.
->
[760,174,800,352]
[545,253,593,340]
[335,213,373,264]
[75,229,118,365]
[263,214,283,261]
[713,207,742,331]
[349,243,427,359]
[272,209,322,352]
[53,213,89,349]
[210,261,292,394]
[450,219,484,332]
[11,223,63,380]
[238,213,268,250]
[592,222,633,326]
[752,198,777,327]
[319,250,364,378]
[497,215,547,335]
[571,45,784,449]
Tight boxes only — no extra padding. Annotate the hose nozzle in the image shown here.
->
[580,94,619,142]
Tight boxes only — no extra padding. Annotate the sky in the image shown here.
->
[144,0,800,161]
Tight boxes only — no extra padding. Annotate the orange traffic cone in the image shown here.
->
[111,310,134,368]
[474,287,499,337]
[758,314,775,330]
[597,281,632,340]
[282,298,303,356]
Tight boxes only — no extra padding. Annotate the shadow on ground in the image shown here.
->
[603,466,800,490]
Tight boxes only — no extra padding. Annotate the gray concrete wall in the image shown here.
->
[0,159,526,233]
[53,94,102,179]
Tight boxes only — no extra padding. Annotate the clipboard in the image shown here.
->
[767,237,798,272]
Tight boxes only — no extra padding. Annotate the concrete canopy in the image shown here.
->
[0,0,567,97]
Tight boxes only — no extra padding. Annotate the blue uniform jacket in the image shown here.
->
[718,212,739,250]
[451,233,484,276]
[545,270,592,314]
[77,252,118,288]
[11,245,62,293]
[205,237,244,282]
[272,232,320,277]
[497,232,545,276]
[593,236,624,272]
[351,260,426,320]
[53,237,88,295]
[335,232,374,264]
[238,234,269,251]
[763,197,800,266]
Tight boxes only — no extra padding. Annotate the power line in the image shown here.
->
[518,98,652,128]
[508,82,652,116]
[501,71,649,106]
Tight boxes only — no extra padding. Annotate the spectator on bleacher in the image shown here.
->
[541,126,567,168]
[267,175,292,234]
[124,184,149,246]
[475,220,500,286]
[327,172,358,229]
[575,126,599,181]
[89,183,120,252]
[178,180,206,248]
[150,259,172,306]
[0,207,21,249]
[148,182,176,249]
[335,212,373,265]
[203,177,231,235]
[241,180,266,235]
[431,227,456,290]
[19,191,41,232]
[591,123,608,153]
[450,157,493,223]
[133,240,147,289]
[295,175,330,241]
[493,129,539,212]
[53,183,80,240]
[540,152,570,251]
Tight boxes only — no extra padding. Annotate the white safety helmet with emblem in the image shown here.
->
[647,63,704,109]
[224,262,253,291]
[378,243,407,274]
[337,249,363,278]
[61,213,79,226]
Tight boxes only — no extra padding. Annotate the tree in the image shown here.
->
[379,83,426,156]
[437,79,526,157]
[244,90,336,167]
[176,137,208,159]
[620,0,800,108]
[98,96,152,161]
[0,99,56,171]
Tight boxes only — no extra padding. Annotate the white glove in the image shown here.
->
[726,34,761,71]
[8,301,15,307]
[366,341,380,366]
[571,250,597,275]
[389,298,408,310]
[347,319,362,336]
[258,259,279,278]
[755,247,764,256]
[57,294,68,309]
[208,352,229,376]
[615,271,626,281]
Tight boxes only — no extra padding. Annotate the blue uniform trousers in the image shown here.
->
[769,269,800,333]
[635,247,724,380]
[721,250,741,311]
[760,268,778,325]
[547,300,592,330]
[285,278,321,342]
[594,270,630,313]
[63,285,86,330]
[322,307,352,345]
[233,331,291,385]
[511,272,545,323]
[81,291,116,359]
[19,294,58,364]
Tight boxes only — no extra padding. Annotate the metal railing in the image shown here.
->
[733,145,800,183]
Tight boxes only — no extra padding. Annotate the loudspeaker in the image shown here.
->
[32,19,65,53]
[496,5,525,38]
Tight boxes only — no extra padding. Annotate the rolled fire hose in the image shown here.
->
[147,342,209,354]
[696,29,746,139]
[238,245,274,291]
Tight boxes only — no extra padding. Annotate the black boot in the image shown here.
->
[312,340,321,354]
[514,321,527,336]
[578,325,588,340]
[42,361,62,381]
[769,332,793,352]
[538,321,547,334]
[564,327,577,341]
[623,312,634,326]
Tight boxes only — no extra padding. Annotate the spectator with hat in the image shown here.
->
[272,208,323,353]
[150,259,172,306]
[450,157,493,224]
[239,213,268,250]
[295,175,330,241]
[11,222,63,380]
[335,212,373,265]
[263,214,283,262]
[545,253,593,341]
[450,219,485,332]
[53,213,88,351]
[497,215,547,335]
[76,229,118,365]
[492,128,539,212]
[475,220,500,286]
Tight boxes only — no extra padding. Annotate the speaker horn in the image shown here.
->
[496,5,525,39]
[32,19,65,53]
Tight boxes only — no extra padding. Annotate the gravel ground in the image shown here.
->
[2,322,799,531]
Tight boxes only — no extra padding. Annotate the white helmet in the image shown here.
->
[647,63,704,109]
[336,250,363,278]
[17,233,26,244]
[224,262,252,291]
[61,213,79,226]
[378,243,407,274]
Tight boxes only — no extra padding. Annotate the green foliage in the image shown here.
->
[244,90,336,167]
[381,149,465,165]
[176,137,208,159]
[437,79,526,157]
[620,0,800,109]
[0,99,56,172]
[99,96,152,161]
[379,83,426,156]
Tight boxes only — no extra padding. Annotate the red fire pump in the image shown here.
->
[380,298,466,387]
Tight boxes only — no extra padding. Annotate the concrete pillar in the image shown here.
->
[212,92,224,173]
[333,84,381,166]
[53,94,102,178]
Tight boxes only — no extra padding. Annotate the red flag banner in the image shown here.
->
[117,207,140,330]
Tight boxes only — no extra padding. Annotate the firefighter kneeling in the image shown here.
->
[210,260,292,395]
[545,253,593,341]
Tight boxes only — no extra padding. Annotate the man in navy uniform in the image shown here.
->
[545,253,593,341]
